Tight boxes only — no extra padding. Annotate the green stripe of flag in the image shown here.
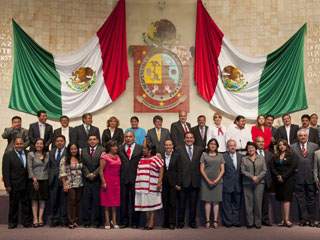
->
[258,23,307,116]
[9,19,62,118]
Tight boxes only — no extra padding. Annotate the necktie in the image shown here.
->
[18,151,25,168]
[259,150,263,156]
[217,126,224,136]
[183,123,189,133]
[86,125,90,135]
[302,144,306,157]
[62,127,66,136]
[90,148,95,158]
[56,149,62,164]
[188,145,192,160]
[231,153,237,169]
[157,129,161,141]
[41,124,45,139]
[126,145,131,159]
[200,127,205,139]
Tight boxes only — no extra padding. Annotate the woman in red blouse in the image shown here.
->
[251,114,272,151]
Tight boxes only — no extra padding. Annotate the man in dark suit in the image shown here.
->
[222,139,243,228]
[161,139,179,230]
[176,132,203,229]
[190,115,208,149]
[28,110,53,151]
[2,137,32,229]
[74,113,100,149]
[170,111,191,147]
[52,115,75,148]
[277,114,299,145]
[2,116,29,152]
[118,130,143,229]
[255,136,273,226]
[266,114,277,153]
[81,134,105,228]
[291,129,318,227]
[48,135,68,227]
[300,114,319,145]
[146,115,171,155]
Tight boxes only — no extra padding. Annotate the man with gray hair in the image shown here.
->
[291,129,318,227]
[221,139,243,227]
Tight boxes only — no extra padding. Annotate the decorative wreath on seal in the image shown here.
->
[220,65,248,92]
[66,67,97,93]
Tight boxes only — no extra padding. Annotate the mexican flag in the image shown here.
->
[10,0,128,119]
[195,0,307,119]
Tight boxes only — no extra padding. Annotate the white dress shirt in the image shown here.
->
[285,125,291,145]
[226,124,252,150]
[207,124,227,152]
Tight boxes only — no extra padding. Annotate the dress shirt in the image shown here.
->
[185,144,193,159]
[55,147,66,159]
[125,143,136,159]
[207,124,227,152]
[226,124,252,150]
[61,127,70,145]
[180,121,189,132]
[14,149,26,168]
[285,125,291,145]
[299,142,308,152]
[83,124,90,134]
[155,128,161,140]
[258,149,264,156]
[38,122,46,139]
[230,152,237,169]
[165,151,172,170]
[109,128,115,138]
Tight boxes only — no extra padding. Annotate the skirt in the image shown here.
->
[134,192,162,212]
[28,179,50,201]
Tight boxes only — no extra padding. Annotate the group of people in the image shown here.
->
[2,110,320,230]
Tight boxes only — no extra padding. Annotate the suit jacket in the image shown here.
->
[291,142,318,184]
[176,144,203,188]
[101,128,124,148]
[146,127,171,155]
[52,127,75,147]
[259,150,272,189]
[269,126,278,153]
[27,151,49,180]
[190,125,208,149]
[314,149,320,182]
[241,155,267,185]
[81,145,105,186]
[118,144,143,184]
[161,151,178,187]
[28,122,53,150]
[170,121,191,147]
[2,127,29,152]
[277,124,299,145]
[2,149,29,191]
[223,152,242,193]
[74,124,100,149]
[48,147,66,186]
[299,127,319,145]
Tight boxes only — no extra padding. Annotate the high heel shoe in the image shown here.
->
[285,220,292,228]
[213,220,219,229]
[278,220,285,227]
[205,221,210,229]
[68,225,74,229]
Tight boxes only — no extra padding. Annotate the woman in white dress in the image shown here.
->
[207,113,227,153]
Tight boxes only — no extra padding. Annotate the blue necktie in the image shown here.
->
[188,146,193,160]
[56,149,62,164]
[18,151,25,168]
[231,153,237,169]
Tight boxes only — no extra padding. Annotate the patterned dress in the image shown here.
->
[135,155,164,211]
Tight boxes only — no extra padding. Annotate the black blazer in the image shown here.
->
[74,124,100,149]
[176,144,203,188]
[170,121,191,147]
[101,128,124,148]
[81,145,105,186]
[222,152,242,193]
[262,150,273,189]
[269,126,278,153]
[118,144,143,184]
[28,122,53,150]
[146,128,171,155]
[277,124,299,145]
[52,127,75,148]
[161,151,178,187]
[2,150,29,191]
[48,147,66,185]
[190,125,208,149]
[270,153,297,182]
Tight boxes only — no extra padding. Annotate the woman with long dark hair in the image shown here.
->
[59,142,83,229]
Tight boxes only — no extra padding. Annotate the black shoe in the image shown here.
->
[83,223,90,228]
[120,224,128,229]
[255,225,262,229]
[225,225,232,228]
[262,221,272,227]
[93,224,100,228]
[177,223,184,229]
[50,222,60,228]
[8,224,17,229]
[146,226,153,230]
[131,225,137,229]
[23,224,32,228]
[299,221,306,227]
[162,223,169,228]
[247,225,254,229]
[232,224,241,227]
[309,222,315,227]
[189,223,197,229]
[169,224,175,230]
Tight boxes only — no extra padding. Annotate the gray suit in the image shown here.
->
[241,155,267,227]
[2,127,29,152]
[291,142,318,223]
[27,152,49,180]
[146,127,171,155]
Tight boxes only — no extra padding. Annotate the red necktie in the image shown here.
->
[126,145,131,159]
[183,123,189,133]
[90,148,95,158]
[302,144,306,157]
[217,126,224,136]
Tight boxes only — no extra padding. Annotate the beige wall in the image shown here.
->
[0,0,319,189]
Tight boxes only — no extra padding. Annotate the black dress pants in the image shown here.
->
[8,189,32,226]
[120,182,140,226]
[178,185,199,226]
[162,180,177,225]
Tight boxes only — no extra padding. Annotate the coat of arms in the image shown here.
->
[220,65,248,92]
[66,67,96,93]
